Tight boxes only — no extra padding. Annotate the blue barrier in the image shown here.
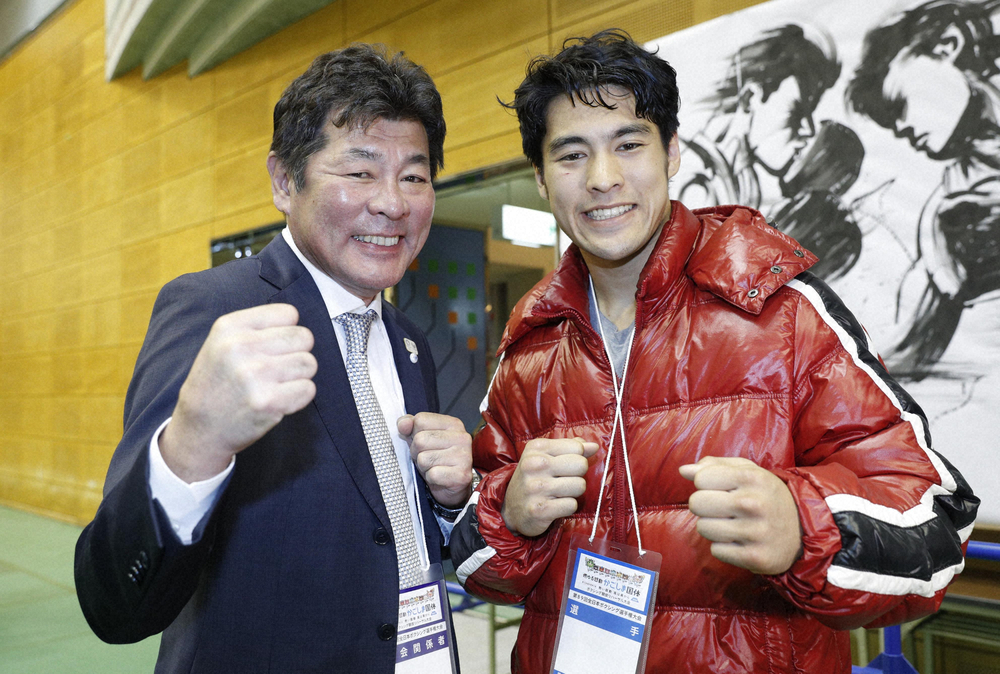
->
[852,540,1000,674]
[446,580,487,613]
[968,541,1000,563]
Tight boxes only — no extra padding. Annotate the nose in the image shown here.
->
[368,179,409,220]
[586,151,623,193]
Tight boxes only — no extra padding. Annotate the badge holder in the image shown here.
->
[395,563,458,673]
[549,535,661,674]
[392,441,460,673]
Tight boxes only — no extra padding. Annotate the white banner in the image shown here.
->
[648,0,1000,524]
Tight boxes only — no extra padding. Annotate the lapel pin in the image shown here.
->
[404,338,419,363]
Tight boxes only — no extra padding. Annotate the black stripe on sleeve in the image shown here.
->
[832,506,964,579]
[792,272,979,579]
[449,502,487,572]
[794,272,931,447]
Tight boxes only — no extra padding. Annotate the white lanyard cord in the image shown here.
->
[589,392,622,542]
[587,276,645,555]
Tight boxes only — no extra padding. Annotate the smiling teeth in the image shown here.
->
[353,235,399,246]
[587,205,634,221]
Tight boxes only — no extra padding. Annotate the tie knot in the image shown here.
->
[335,310,377,356]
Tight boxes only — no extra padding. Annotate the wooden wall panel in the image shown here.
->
[437,36,548,155]
[211,202,284,241]
[0,0,770,523]
[210,2,344,107]
[550,0,635,37]
[358,0,547,76]
[443,129,525,179]
[554,0,695,48]
[342,0,427,40]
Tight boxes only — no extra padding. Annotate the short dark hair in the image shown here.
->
[505,29,680,168]
[847,0,1000,130]
[271,44,446,189]
[706,24,840,118]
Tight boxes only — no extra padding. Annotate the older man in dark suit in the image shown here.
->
[74,44,473,673]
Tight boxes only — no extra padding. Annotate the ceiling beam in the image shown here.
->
[105,0,157,80]
[105,0,338,81]
[188,0,335,77]
[142,0,225,79]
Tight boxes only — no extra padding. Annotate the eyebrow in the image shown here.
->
[345,147,429,167]
[346,148,382,161]
[546,122,653,154]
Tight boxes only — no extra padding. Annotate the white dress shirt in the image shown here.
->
[148,228,449,556]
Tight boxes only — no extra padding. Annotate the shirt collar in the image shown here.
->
[281,227,383,321]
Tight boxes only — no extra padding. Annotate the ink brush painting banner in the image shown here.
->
[647,0,1000,525]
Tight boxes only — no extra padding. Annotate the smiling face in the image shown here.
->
[268,117,435,303]
[883,51,971,156]
[536,89,680,271]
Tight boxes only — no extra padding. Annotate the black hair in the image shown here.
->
[847,0,1000,131]
[706,24,840,119]
[504,29,680,168]
[271,43,446,189]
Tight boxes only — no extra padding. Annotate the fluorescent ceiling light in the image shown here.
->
[501,204,556,248]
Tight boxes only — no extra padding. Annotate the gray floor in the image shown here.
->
[0,506,161,673]
[0,505,518,673]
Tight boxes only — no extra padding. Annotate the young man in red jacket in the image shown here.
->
[450,30,979,673]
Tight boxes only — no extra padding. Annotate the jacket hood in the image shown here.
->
[497,201,817,354]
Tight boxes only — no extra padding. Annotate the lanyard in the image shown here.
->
[587,276,646,556]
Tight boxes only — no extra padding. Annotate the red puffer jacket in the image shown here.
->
[450,202,978,674]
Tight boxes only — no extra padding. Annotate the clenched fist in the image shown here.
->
[680,456,803,575]
[398,412,473,507]
[160,303,317,482]
[502,438,599,537]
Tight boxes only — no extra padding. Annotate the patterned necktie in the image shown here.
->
[335,310,422,588]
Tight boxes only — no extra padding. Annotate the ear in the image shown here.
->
[534,166,549,200]
[666,133,681,179]
[933,24,965,62]
[267,152,293,216]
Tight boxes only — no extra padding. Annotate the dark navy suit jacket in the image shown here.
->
[74,234,445,673]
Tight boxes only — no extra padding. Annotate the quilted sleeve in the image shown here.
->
[765,273,979,630]
[448,361,565,605]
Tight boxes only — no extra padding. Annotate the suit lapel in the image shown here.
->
[382,305,429,416]
[383,305,442,554]
[258,236,392,531]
